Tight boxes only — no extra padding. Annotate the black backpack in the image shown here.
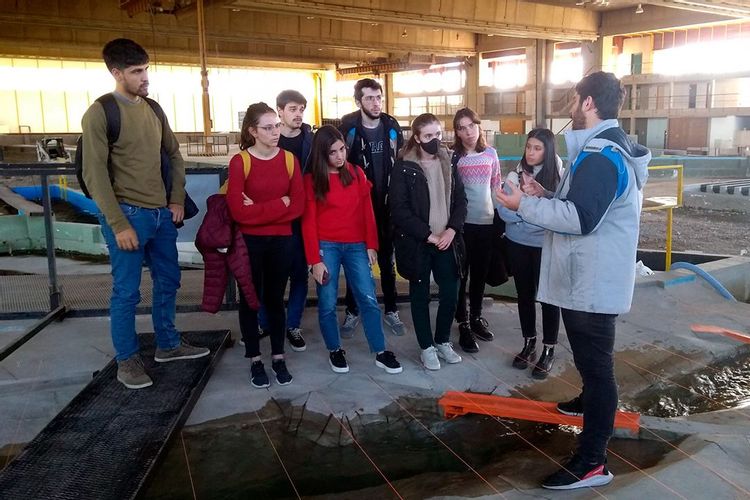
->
[74,93,198,220]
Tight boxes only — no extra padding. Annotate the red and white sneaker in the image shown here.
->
[542,455,614,490]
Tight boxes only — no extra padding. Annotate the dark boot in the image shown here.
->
[532,345,555,379]
[470,316,494,342]
[512,337,537,369]
[458,321,479,353]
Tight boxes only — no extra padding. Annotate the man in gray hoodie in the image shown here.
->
[497,71,650,490]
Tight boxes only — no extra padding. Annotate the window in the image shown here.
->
[480,49,527,89]
[550,44,583,85]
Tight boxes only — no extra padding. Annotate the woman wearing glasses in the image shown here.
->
[450,108,502,354]
[227,102,304,389]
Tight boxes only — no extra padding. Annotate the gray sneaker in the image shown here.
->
[383,311,407,336]
[420,346,441,370]
[117,355,153,389]
[340,312,360,339]
[154,340,210,363]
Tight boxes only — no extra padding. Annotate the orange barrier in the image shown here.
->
[438,391,640,434]
[691,324,750,344]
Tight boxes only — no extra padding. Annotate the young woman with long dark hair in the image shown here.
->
[227,102,304,388]
[301,125,402,374]
[498,127,562,378]
[390,113,467,370]
[450,108,502,353]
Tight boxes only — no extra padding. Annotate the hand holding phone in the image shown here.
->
[311,263,330,285]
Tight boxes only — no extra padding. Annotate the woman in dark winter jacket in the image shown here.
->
[390,113,468,371]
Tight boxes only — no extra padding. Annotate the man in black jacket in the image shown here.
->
[338,78,406,337]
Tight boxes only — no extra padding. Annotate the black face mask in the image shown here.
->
[419,138,440,155]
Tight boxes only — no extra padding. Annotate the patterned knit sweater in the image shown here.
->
[455,146,502,225]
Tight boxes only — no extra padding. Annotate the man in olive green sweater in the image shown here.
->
[82,38,208,389]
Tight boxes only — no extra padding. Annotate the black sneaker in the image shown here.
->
[557,395,584,417]
[286,328,306,352]
[375,351,403,374]
[542,455,613,490]
[272,359,293,385]
[250,361,270,389]
[470,316,494,341]
[458,322,479,353]
[329,348,349,373]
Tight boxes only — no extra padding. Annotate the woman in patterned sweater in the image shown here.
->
[451,108,503,353]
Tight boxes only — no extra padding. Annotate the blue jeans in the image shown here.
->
[258,223,307,330]
[316,241,385,353]
[562,308,618,464]
[99,203,181,361]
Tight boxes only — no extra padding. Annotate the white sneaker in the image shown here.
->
[421,346,441,370]
[435,342,462,364]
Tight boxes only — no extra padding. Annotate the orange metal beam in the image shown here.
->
[691,324,750,344]
[438,392,640,434]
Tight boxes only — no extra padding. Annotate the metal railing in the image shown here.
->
[642,164,684,270]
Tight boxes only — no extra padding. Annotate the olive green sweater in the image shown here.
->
[81,92,185,233]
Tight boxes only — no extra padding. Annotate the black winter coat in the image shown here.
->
[389,147,467,282]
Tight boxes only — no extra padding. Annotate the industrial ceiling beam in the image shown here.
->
[225,0,599,41]
[648,0,750,18]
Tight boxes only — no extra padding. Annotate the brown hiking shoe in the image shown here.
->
[154,340,210,363]
[117,355,153,389]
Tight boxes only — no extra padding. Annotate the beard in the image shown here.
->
[361,107,381,120]
[571,104,586,130]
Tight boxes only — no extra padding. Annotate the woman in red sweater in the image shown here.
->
[302,125,402,374]
[227,102,304,389]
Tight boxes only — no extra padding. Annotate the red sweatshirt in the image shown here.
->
[302,163,379,265]
[226,149,304,236]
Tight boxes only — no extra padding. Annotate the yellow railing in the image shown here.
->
[642,164,684,270]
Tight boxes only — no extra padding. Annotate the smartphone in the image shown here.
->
[321,270,330,285]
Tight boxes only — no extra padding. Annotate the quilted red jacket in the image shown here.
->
[196,194,259,313]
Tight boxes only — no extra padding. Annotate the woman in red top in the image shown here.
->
[227,102,304,389]
[302,125,402,375]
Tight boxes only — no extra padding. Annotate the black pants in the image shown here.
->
[455,223,494,323]
[345,229,397,315]
[506,238,560,345]
[410,245,459,350]
[238,234,292,358]
[563,308,618,465]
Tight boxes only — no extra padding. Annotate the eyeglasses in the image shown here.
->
[257,123,282,132]
[457,122,478,133]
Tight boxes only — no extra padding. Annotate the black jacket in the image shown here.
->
[339,110,403,234]
[389,146,467,282]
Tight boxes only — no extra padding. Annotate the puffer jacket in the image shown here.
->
[196,193,259,313]
[389,145,467,282]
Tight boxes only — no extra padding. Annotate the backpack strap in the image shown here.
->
[96,93,120,146]
[283,150,295,178]
[219,149,293,195]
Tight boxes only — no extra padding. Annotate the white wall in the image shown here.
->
[709,116,737,150]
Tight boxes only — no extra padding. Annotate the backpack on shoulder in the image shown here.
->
[74,93,198,221]
[217,149,295,194]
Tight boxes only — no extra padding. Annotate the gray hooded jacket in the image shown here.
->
[516,119,651,314]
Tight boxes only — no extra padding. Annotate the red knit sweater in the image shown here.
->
[226,149,304,235]
[302,163,379,265]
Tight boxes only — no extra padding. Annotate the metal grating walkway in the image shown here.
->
[0,329,230,500]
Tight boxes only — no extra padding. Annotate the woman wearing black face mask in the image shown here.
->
[390,113,468,371]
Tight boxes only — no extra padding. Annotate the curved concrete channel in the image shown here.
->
[0,256,749,498]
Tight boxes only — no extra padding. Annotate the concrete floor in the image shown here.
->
[1,258,750,498]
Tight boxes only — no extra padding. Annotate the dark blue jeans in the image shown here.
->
[562,308,618,464]
[99,203,181,361]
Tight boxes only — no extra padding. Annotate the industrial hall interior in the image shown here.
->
[0,1,749,499]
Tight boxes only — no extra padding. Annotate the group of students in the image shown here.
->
[226,78,564,390]
[84,39,651,491]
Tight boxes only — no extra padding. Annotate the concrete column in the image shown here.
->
[534,40,547,127]
[465,56,479,111]
[581,37,603,75]
[384,73,395,116]
[630,83,637,134]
